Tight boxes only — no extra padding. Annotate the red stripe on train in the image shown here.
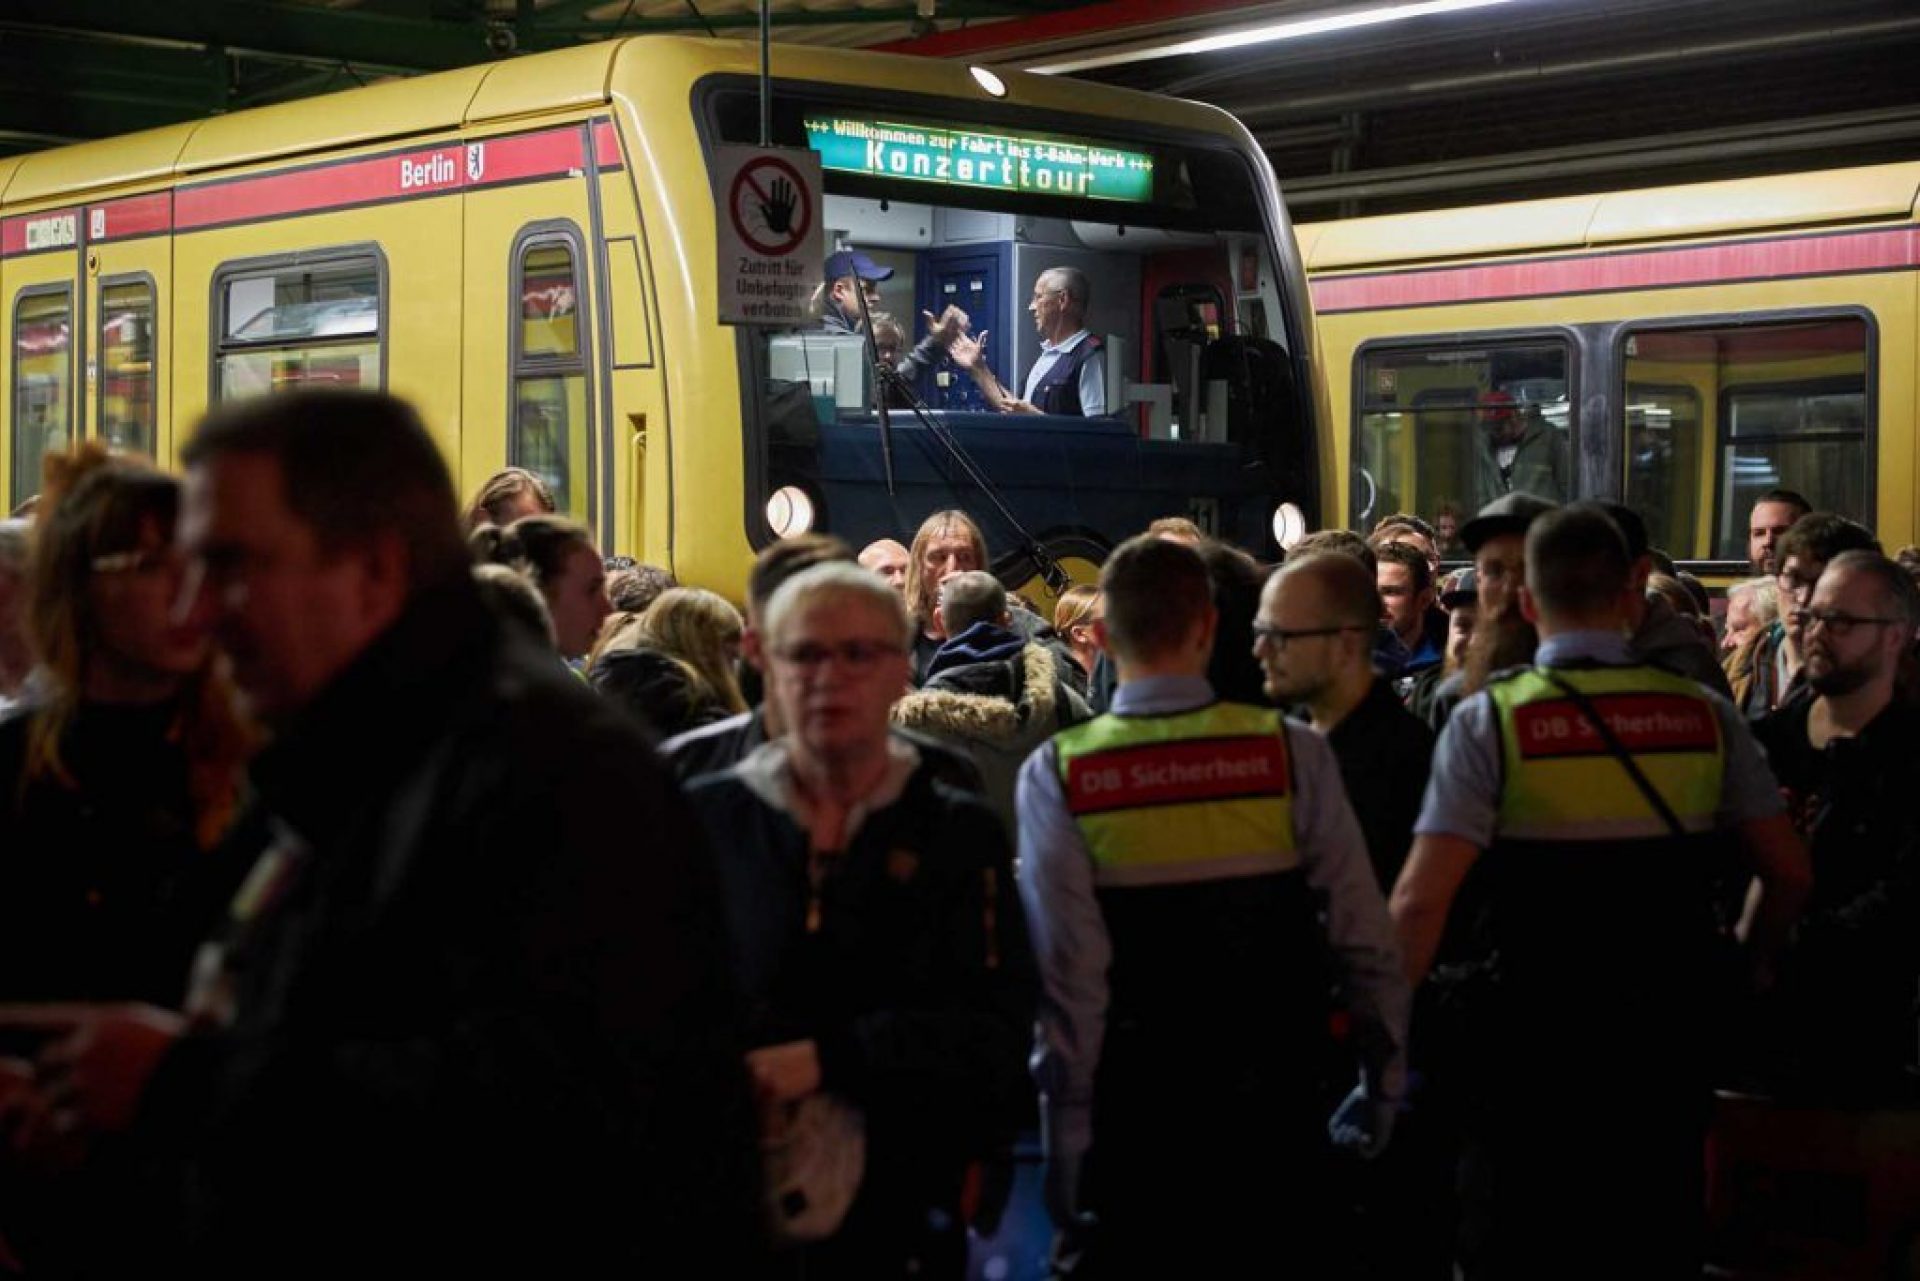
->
[1310,226,1920,313]
[174,126,588,231]
[89,192,173,242]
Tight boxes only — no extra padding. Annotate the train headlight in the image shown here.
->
[766,486,816,539]
[1271,501,1308,551]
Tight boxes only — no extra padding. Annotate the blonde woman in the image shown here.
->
[1051,584,1102,687]
[591,587,746,738]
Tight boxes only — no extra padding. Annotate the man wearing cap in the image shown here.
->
[948,267,1107,417]
[1421,492,1556,729]
[1392,503,1810,1280]
[1405,567,1477,724]
[1599,502,1733,698]
[818,249,968,380]
[1472,389,1568,507]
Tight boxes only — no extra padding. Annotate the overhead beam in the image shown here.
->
[0,1,491,73]
[1279,104,1920,208]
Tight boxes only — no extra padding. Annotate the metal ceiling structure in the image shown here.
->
[5,0,1920,216]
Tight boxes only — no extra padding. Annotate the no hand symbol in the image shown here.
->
[729,155,813,257]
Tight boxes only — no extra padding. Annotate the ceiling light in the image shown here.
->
[970,66,1009,97]
[1029,0,1524,76]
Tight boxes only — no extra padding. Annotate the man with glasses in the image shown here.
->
[1753,550,1920,1100]
[949,267,1106,417]
[683,562,1034,1278]
[1016,535,1407,1276]
[1258,551,1435,896]
[1393,503,1809,1280]
[1735,512,1878,720]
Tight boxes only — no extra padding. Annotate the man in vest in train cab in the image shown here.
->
[1472,388,1568,507]
[1392,503,1811,1281]
[950,267,1107,417]
[1016,534,1408,1276]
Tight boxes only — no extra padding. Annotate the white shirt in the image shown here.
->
[1021,329,1107,417]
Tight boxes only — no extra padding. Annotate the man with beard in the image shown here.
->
[1747,488,1811,578]
[1753,550,1920,1099]
[1736,513,1878,720]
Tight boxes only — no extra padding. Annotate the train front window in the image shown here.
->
[703,85,1312,564]
[1621,317,1870,561]
[1354,340,1572,539]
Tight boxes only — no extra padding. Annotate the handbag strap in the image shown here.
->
[1538,670,1687,838]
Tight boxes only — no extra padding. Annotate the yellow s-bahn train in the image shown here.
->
[1299,161,1920,571]
[0,37,1323,603]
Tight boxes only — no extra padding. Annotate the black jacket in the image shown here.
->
[139,581,762,1276]
[0,699,250,1007]
[684,758,1036,1268]
[591,642,731,740]
[1311,677,1437,895]
[1753,696,1920,1100]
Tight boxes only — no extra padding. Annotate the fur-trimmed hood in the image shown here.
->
[893,642,1083,748]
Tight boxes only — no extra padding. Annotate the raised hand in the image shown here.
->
[925,305,970,348]
[948,328,988,372]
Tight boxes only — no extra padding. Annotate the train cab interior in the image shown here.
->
[711,86,1319,560]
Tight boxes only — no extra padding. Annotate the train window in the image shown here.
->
[1621,317,1870,561]
[510,228,592,519]
[11,286,73,510]
[1621,384,1703,561]
[1353,340,1572,535]
[214,253,383,400]
[98,279,157,457]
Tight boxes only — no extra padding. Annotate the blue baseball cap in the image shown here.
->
[824,249,893,282]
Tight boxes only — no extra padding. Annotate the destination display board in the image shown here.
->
[804,115,1155,204]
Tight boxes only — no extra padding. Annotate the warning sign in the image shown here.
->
[714,145,823,327]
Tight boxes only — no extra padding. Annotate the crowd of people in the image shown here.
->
[0,388,1912,1279]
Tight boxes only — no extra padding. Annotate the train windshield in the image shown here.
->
[703,84,1314,580]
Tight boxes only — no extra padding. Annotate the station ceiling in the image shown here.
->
[4,0,1919,216]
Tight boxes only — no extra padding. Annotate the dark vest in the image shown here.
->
[1481,662,1732,1065]
[1030,334,1102,416]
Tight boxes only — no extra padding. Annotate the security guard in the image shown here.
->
[1016,535,1409,1276]
[1392,504,1811,1281]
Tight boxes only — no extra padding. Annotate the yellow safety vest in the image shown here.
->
[1053,702,1298,887]
[1488,664,1727,842]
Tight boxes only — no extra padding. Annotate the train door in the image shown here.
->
[3,208,83,511]
[461,123,605,538]
[84,194,170,465]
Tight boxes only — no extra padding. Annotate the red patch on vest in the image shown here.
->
[1512,693,1718,759]
[1065,736,1289,816]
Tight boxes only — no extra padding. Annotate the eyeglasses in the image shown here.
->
[1251,622,1367,649]
[1791,608,1905,639]
[91,547,180,577]
[775,639,906,672]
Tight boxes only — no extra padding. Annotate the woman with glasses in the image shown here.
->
[0,445,252,1008]
[682,562,1035,1278]
[0,445,254,1277]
